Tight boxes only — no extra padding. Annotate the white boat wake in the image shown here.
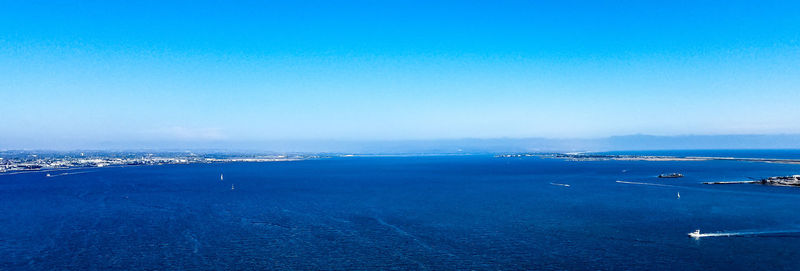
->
[615,180,676,187]
[688,229,800,239]
[46,171,94,178]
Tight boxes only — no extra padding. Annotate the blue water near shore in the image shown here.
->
[3,151,800,270]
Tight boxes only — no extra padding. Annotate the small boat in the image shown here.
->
[220,173,224,181]
[658,173,684,178]
[688,229,736,238]
[231,184,235,190]
[677,192,681,199]
[550,182,570,187]
[46,173,51,177]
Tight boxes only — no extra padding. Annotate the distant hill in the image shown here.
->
[602,134,800,151]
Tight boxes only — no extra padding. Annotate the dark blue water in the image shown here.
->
[3,153,800,270]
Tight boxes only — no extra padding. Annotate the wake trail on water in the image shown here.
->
[692,229,800,238]
[46,171,95,177]
[615,180,677,187]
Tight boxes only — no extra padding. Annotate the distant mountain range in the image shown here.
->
[601,134,800,152]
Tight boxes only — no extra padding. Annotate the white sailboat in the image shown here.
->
[677,192,681,199]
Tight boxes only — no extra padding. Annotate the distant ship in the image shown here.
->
[220,173,224,181]
[658,173,684,178]
[677,192,681,199]
[231,184,235,190]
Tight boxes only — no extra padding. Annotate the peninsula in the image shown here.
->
[498,153,800,165]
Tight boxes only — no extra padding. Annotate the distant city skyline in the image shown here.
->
[2,1,800,149]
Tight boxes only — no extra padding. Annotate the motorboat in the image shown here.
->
[659,173,684,178]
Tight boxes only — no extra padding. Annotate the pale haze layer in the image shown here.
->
[2,1,800,150]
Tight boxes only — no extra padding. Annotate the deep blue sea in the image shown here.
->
[3,151,800,270]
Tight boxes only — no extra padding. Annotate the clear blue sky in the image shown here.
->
[2,1,800,148]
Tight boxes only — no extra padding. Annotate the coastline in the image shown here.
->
[500,153,800,165]
[0,154,310,176]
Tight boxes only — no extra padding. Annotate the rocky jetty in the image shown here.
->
[704,175,800,187]
[759,175,800,186]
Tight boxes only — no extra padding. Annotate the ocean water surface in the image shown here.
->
[3,152,800,270]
